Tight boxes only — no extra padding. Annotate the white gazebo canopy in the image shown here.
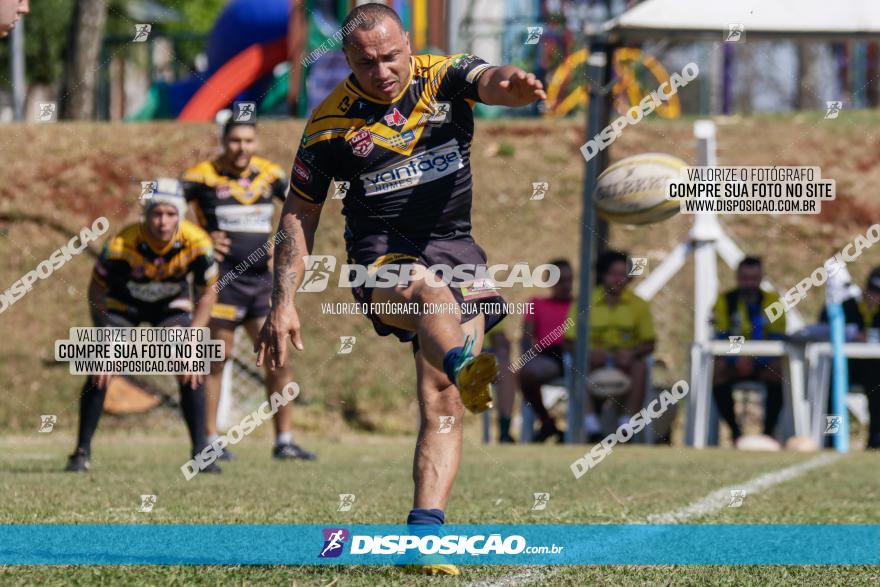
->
[602,0,880,41]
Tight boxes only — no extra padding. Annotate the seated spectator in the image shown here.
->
[517,259,573,443]
[818,266,880,449]
[712,256,786,442]
[565,250,655,440]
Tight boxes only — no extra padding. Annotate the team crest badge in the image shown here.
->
[216,184,231,199]
[383,108,407,127]
[348,129,374,157]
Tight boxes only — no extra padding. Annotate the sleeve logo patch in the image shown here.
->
[293,158,311,183]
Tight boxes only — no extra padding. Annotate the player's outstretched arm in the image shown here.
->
[255,195,323,370]
[477,65,547,107]
[190,284,218,330]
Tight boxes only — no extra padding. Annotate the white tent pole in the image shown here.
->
[633,241,691,301]
[692,120,718,345]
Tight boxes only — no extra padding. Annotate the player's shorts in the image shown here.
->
[209,268,272,328]
[96,297,192,328]
[346,235,507,347]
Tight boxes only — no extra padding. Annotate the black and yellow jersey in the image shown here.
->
[181,156,287,272]
[92,221,218,312]
[288,52,494,246]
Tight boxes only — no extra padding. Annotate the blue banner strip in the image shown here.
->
[1,525,877,565]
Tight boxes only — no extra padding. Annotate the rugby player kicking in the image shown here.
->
[255,3,545,575]
[66,180,220,473]
[182,119,315,462]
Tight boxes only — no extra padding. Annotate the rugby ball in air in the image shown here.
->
[594,153,687,225]
[735,434,781,452]
[589,367,631,399]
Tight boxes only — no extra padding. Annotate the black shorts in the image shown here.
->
[210,268,272,328]
[94,306,191,328]
[346,235,507,345]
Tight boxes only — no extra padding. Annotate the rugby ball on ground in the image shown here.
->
[594,153,687,225]
[785,436,819,452]
[735,434,781,452]
[589,367,631,399]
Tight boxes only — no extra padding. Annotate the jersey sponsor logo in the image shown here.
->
[348,129,374,157]
[387,129,415,149]
[360,139,464,196]
[466,63,492,84]
[126,280,184,303]
[214,203,274,233]
[383,108,407,127]
[452,54,477,69]
[337,95,352,113]
[293,157,311,183]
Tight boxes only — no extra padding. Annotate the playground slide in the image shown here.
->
[177,39,288,122]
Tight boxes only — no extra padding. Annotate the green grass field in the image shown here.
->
[1,431,878,585]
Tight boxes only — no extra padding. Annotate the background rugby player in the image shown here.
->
[255,3,545,575]
[66,180,219,473]
[182,120,315,461]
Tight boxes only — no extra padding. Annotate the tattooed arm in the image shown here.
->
[255,195,323,369]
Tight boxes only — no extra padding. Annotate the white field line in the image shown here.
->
[645,452,842,524]
[466,452,843,587]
